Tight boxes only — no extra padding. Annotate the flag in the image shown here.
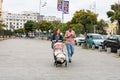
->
[42,1,47,7]
[63,1,69,14]
[57,0,63,11]
[90,1,96,11]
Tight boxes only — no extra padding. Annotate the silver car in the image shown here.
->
[74,34,85,45]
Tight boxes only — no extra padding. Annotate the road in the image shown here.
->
[0,39,120,80]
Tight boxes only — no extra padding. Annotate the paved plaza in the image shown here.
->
[0,39,120,80]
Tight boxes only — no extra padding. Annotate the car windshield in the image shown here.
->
[102,35,107,39]
[80,35,85,38]
[116,35,120,41]
[78,34,85,38]
[92,35,103,39]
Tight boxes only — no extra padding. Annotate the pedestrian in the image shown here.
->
[51,28,63,49]
[65,26,76,63]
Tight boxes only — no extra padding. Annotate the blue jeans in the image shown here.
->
[66,43,74,60]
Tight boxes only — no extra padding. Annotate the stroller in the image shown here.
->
[53,41,67,67]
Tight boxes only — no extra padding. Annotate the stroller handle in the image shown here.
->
[52,40,62,42]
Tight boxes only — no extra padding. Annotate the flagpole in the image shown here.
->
[39,0,41,39]
[39,0,42,16]
[93,0,96,33]
[62,0,64,27]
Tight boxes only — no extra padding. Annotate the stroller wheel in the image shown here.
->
[65,61,67,67]
[54,61,57,66]
[55,63,58,67]
[54,62,56,66]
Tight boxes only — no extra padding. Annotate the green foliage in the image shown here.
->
[14,28,25,34]
[24,20,37,33]
[71,9,97,33]
[37,20,52,32]
[107,11,114,18]
[69,23,83,35]
[53,23,67,34]
[117,27,120,34]
[50,21,60,30]
[0,23,6,29]
[107,3,120,34]
[96,19,108,34]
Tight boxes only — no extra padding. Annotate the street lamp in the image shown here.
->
[39,0,47,17]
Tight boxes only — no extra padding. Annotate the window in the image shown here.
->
[17,23,19,25]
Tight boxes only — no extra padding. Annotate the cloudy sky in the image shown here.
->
[2,0,119,22]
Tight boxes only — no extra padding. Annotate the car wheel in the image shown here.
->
[75,41,77,45]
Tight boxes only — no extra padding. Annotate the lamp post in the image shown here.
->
[39,0,47,18]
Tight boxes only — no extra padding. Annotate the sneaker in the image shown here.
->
[69,59,72,63]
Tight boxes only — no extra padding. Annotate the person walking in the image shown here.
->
[65,26,76,63]
[51,28,63,62]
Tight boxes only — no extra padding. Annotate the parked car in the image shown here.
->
[86,33,105,48]
[28,32,35,38]
[102,35,120,52]
[74,34,85,45]
[102,35,108,40]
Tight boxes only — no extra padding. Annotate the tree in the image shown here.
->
[50,20,61,30]
[71,10,98,34]
[24,20,37,33]
[107,3,120,34]
[14,28,25,34]
[0,23,6,37]
[0,23,6,29]
[37,20,52,32]
[96,19,108,34]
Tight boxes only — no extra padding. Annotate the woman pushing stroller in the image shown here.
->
[51,28,63,48]
[51,28,67,67]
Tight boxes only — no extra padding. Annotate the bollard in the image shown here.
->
[117,49,120,56]
[87,44,90,49]
[98,46,102,52]
[77,42,79,46]
[107,48,111,53]
[81,43,84,49]
[92,45,95,50]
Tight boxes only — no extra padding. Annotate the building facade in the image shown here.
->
[106,20,118,35]
[0,0,3,23]
[43,16,61,22]
[3,11,61,30]
[37,15,61,22]
[3,11,39,30]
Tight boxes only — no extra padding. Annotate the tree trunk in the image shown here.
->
[117,20,120,35]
